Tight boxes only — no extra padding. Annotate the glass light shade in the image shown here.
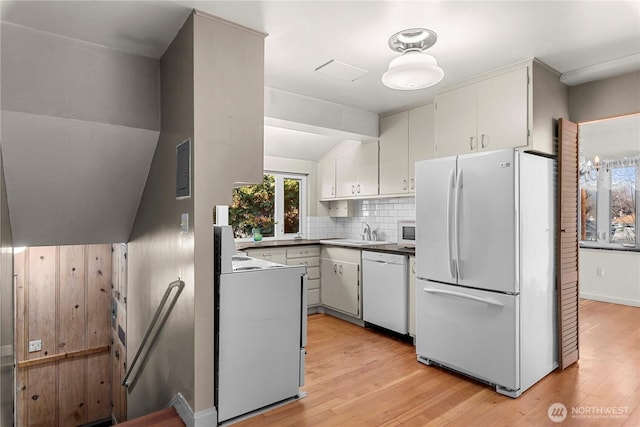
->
[382,52,444,90]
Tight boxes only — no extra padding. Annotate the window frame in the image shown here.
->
[579,164,639,250]
[232,171,307,242]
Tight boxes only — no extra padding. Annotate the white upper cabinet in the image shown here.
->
[318,153,336,199]
[336,140,378,198]
[434,84,477,157]
[408,104,435,191]
[435,60,567,157]
[476,67,528,151]
[379,111,409,195]
[379,104,435,195]
[435,67,527,157]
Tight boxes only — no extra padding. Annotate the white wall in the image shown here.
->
[307,197,415,242]
[264,156,318,216]
[579,248,640,307]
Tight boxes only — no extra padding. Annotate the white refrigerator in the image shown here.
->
[415,148,557,398]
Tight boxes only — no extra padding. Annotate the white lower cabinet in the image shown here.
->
[320,247,361,317]
[286,246,321,307]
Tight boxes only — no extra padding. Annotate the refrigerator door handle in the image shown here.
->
[423,287,504,307]
[454,168,463,280]
[446,169,456,279]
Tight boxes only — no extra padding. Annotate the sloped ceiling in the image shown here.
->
[0,6,174,246]
[1,112,159,245]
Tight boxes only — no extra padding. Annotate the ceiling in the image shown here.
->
[1,1,639,246]
[3,0,640,160]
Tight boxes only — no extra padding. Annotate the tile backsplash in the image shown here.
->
[306,197,416,242]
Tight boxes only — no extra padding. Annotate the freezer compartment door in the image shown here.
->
[416,280,519,391]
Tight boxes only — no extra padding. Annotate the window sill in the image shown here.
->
[579,243,640,253]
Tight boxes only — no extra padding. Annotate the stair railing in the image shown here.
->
[122,279,185,389]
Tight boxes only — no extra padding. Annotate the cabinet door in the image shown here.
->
[320,258,339,310]
[477,67,528,151]
[354,141,379,197]
[318,153,336,199]
[409,256,416,336]
[336,261,360,317]
[408,104,435,192]
[328,200,352,217]
[435,85,477,157]
[379,112,409,195]
[335,141,359,197]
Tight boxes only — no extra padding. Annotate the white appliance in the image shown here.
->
[415,148,557,398]
[397,221,416,248]
[214,226,307,423]
[362,251,408,334]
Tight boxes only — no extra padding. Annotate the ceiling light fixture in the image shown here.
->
[382,28,444,90]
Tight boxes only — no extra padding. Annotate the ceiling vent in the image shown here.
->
[315,60,369,82]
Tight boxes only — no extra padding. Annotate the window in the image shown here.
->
[579,163,638,248]
[580,174,597,242]
[610,166,636,245]
[230,172,306,240]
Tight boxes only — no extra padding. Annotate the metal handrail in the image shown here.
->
[122,279,185,389]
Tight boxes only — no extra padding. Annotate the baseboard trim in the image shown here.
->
[580,292,640,307]
[168,392,217,427]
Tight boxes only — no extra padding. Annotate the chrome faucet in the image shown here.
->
[363,222,372,241]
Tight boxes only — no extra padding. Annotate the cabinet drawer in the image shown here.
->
[308,289,320,306]
[286,257,320,268]
[307,267,320,280]
[246,248,287,264]
[286,246,320,258]
[308,278,320,290]
[321,247,361,264]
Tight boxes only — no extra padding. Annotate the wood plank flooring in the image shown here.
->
[117,407,184,427]
[236,299,639,426]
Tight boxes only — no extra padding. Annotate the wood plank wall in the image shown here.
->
[111,243,128,423]
[14,244,112,426]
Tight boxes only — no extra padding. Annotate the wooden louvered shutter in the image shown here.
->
[557,118,579,369]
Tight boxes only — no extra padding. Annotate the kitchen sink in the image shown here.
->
[320,239,391,247]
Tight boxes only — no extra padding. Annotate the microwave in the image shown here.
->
[397,221,416,248]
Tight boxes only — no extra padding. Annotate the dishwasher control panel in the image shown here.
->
[361,250,407,265]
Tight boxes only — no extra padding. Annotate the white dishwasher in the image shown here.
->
[362,251,408,334]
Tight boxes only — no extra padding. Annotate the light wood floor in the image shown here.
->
[237,299,639,427]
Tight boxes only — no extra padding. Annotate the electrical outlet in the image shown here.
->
[597,267,605,278]
[28,339,42,353]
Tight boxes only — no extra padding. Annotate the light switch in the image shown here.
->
[596,267,605,278]
[180,213,189,234]
[29,339,42,353]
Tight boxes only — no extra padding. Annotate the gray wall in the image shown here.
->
[569,71,640,122]
[1,22,160,246]
[1,22,159,129]
[127,14,196,418]
[127,10,265,419]
[192,10,265,413]
[0,150,13,427]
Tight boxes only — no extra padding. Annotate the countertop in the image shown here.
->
[236,238,415,256]
[236,239,322,251]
